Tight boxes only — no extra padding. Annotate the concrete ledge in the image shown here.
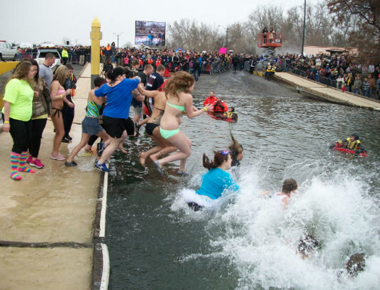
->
[0,61,19,76]
[92,243,110,290]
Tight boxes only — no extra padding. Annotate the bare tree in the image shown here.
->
[165,1,361,55]
[167,19,222,51]
[327,0,380,62]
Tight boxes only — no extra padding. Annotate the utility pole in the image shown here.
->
[113,32,123,48]
[226,27,228,49]
[301,0,306,56]
[219,25,229,49]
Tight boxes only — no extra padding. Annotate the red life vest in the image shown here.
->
[213,100,228,112]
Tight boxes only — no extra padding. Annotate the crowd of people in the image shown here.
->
[283,53,380,99]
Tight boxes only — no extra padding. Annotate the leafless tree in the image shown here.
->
[327,0,380,62]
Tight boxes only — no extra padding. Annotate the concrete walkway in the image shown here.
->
[0,64,105,290]
[275,72,380,110]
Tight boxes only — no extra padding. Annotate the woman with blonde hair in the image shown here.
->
[2,61,37,180]
[50,65,74,160]
[153,71,213,174]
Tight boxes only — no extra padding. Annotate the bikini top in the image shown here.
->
[166,101,186,112]
[57,89,65,96]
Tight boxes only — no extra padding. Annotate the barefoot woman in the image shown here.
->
[153,71,213,174]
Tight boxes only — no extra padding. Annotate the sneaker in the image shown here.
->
[65,161,78,167]
[97,142,105,157]
[27,155,33,165]
[50,153,65,161]
[177,170,189,177]
[95,161,110,172]
[62,137,70,143]
[65,135,73,141]
[30,158,44,169]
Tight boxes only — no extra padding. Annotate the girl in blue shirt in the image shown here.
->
[183,150,239,211]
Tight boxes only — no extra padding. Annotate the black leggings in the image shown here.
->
[62,104,74,137]
[4,116,32,154]
[29,118,47,158]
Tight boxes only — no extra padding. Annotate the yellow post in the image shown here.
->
[90,17,102,89]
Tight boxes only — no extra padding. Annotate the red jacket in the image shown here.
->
[204,96,217,106]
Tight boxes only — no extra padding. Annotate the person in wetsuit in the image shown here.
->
[332,132,366,155]
[204,91,218,106]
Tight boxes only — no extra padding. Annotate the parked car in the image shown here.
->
[0,40,17,61]
[36,48,61,68]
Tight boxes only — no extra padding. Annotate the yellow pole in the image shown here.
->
[90,17,102,88]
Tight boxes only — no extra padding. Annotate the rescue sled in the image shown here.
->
[331,143,368,157]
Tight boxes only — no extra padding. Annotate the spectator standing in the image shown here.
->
[62,64,77,142]
[136,64,153,123]
[39,53,55,89]
[368,73,376,99]
[27,60,51,169]
[352,75,362,95]
[144,64,165,115]
[50,66,73,160]
[61,47,69,65]
[362,77,370,97]
[1,61,37,180]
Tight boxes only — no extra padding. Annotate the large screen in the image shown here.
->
[135,21,166,47]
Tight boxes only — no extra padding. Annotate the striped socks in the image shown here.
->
[18,152,35,174]
[10,152,22,180]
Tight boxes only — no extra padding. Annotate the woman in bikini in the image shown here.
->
[137,81,177,168]
[50,65,74,160]
[153,71,213,174]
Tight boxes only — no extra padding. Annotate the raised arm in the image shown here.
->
[184,94,213,118]
[137,83,159,98]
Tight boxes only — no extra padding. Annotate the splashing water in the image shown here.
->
[170,159,380,290]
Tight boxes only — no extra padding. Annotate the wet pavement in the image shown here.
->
[0,63,100,290]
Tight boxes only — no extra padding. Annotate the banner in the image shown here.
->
[219,47,227,54]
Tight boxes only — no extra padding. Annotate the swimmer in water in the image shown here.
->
[296,234,319,259]
[272,179,298,209]
[185,150,239,211]
[346,253,366,278]
[228,132,244,167]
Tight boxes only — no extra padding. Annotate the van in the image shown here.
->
[36,48,61,68]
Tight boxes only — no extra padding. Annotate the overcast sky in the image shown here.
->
[1,0,318,47]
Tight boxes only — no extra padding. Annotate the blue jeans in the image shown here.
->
[362,90,369,97]
[353,89,359,94]
[193,69,199,81]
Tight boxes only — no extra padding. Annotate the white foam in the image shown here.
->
[171,163,380,289]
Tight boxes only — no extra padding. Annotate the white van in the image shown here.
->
[36,48,61,68]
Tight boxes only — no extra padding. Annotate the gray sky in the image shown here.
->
[1,0,318,47]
